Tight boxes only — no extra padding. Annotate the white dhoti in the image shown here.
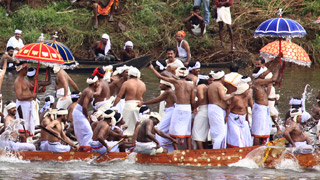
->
[191,24,206,36]
[56,88,72,109]
[208,104,227,149]
[251,103,272,139]
[93,97,115,112]
[226,113,252,148]
[216,6,232,25]
[122,100,140,136]
[90,140,119,154]
[135,141,164,155]
[4,140,36,152]
[16,100,36,136]
[72,104,93,151]
[156,106,174,152]
[113,98,125,114]
[40,140,49,151]
[169,104,192,139]
[192,105,209,142]
[32,100,40,126]
[48,142,71,152]
[294,141,313,154]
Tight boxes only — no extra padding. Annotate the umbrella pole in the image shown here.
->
[278,38,283,88]
[33,62,40,93]
[41,68,49,92]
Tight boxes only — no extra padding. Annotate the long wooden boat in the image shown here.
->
[2,144,319,168]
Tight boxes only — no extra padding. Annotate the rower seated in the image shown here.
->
[135,112,177,155]
[284,108,313,154]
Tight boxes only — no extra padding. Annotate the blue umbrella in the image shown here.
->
[254,18,307,38]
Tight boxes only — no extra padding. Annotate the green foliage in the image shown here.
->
[301,0,320,16]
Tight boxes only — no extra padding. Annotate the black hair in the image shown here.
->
[93,67,105,78]
[188,61,196,68]
[44,96,51,102]
[114,112,122,124]
[193,6,200,11]
[104,109,114,121]
[256,57,265,64]
[241,76,249,79]
[5,100,14,106]
[16,61,27,66]
[151,60,167,72]
[6,46,14,52]
[88,76,97,86]
[253,67,261,74]
[139,106,150,114]
[229,62,239,72]
[71,91,81,102]
[27,67,35,77]
[57,108,66,118]
[166,47,175,53]
[197,79,208,85]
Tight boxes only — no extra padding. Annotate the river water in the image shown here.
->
[1,66,320,179]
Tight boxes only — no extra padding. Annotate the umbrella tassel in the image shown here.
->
[33,62,40,93]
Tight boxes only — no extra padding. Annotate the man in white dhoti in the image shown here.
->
[284,109,313,154]
[46,109,77,152]
[54,66,79,109]
[215,0,235,50]
[183,6,206,37]
[1,101,36,152]
[40,109,56,151]
[149,65,195,150]
[208,70,234,149]
[113,68,146,136]
[252,60,282,145]
[73,76,100,152]
[6,29,24,56]
[226,83,253,148]
[14,62,37,142]
[138,80,178,151]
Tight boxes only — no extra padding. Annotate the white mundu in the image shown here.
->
[48,142,71,152]
[122,100,140,136]
[208,104,227,149]
[226,113,252,148]
[169,104,192,139]
[156,106,175,152]
[251,103,272,139]
[16,100,36,136]
[216,6,232,25]
[192,105,209,142]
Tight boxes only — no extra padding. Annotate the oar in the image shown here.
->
[92,138,125,162]
[39,125,76,148]
[17,105,27,138]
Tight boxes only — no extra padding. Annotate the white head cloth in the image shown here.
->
[176,67,189,77]
[290,108,302,122]
[5,102,16,111]
[160,80,173,89]
[103,65,113,72]
[53,65,61,74]
[156,60,166,71]
[301,111,311,123]
[211,70,225,80]
[123,41,133,50]
[138,114,150,122]
[115,113,123,124]
[57,109,68,115]
[149,112,161,122]
[188,61,201,71]
[117,65,130,74]
[235,83,249,95]
[264,72,273,79]
[104,110,116,123]
[87,76,98,84]
[252,67,267,79]
[27,68,36,77]
[128,67,141,78]
[289,98,302,106]
[15,29,22,34]
[102,33,111,55]
[241,76,252,83]
[15,63,27,72]
[90,110,104,122]
[40,95,55,113]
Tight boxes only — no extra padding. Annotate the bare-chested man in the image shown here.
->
[284,109,313,154]
[186,61,201,85]
[46,109,77,152]
[150,65,195,150]
[53,66,79,109]
[208,70,234,149]
[192,75,213,149]
[27,67,52,93]
[2,101,36,151]
[72,76,100,152]
[113,67,146,136]
[138,80,177,151]
[135,112,178,155]
[226,83,253,148]
[14,62,37,142]
[40,109,55,151]
[251,60,281,145]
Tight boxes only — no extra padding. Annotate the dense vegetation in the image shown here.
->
[0,0,319,64]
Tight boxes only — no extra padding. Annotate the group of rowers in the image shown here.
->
[0,45,318,155]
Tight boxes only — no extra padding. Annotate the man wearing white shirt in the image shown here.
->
[6,30,24,56]
[165,47,184,74]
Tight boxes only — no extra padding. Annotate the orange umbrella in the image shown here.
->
[314,16,320,24]
[15,42,64,93]
[260,40,311,67]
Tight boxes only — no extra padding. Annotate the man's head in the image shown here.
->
[241,76,252,87]
[176,67,189,78]
[6,46,14,56]
[193,6,201,14]
[290,108,302,123]
[15,61,28,75]
[166,47,176,61]
[124,41,133,51]
[44,95,55,108]
[104,109,115,126]
[229,62,239,73]
[71,91,81,102]
[149,112,161,126]
[14,29,22,40]
[235,83,250,96]
[56,109,68,122]
[5,101,16,116]
[159,80,173,90]
[92,67,105,79]
[139,106,151,118]
[208,75,214,85]
[27,67,36,78]
[115,112,125,126]
[188,61,201,76]
[87,75,100,89]
[252,67,267,79]
[255,57,266,68]
[210,70,225,81]
[289,97,303,109]
[128,67,141,79]
[91,110,104,122]
[101,33,109,44]
[176,31,186,41]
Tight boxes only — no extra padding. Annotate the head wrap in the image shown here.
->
[104,110,116,125]
[27,67,36,77]
[71,91,80,99]
[290,108,302,122]
[176,30,186,38]
[44,108,59,120]
[128,67,141,78]
[40,95,55,113]
[149,112,161,122]
[264,72,273,79]
[102,33,111,55]
[103,65,113,72]
[15,62,27,72]
[53,65,61,74]
[114,112,123,124]
[92,67,105,78]
[139,106,150,119]
[210,70,225,80]
[252,67,267,79]
[117,65,130,74]
[57,109,68,115]
[289,98,303,106]
[5,101,16,111]
[176,67,189,77]
[188,61,201,72]
[301,111,311,123]
[241,76,252,83]
[160,80,173,88]
[123,41,133,50]
[86,76,98,84]
[91,110,104,122]
[235,83,249,95]
[14,29,22,34]
[139,114,150,122]
[155,60,166,71]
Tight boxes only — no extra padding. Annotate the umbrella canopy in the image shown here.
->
[254,18,307,38]
[260,40,311,67]
[314,16,320,24]
[15,42,64,67]
[42,40,78,69]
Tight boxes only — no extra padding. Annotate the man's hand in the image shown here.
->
[156,143,161,149]
[107,146,112,152]
[32,93,37,98]
[61,96,67,101]
[137,101,143,107]
[149,63,155,70]
[172,139,178,144]
[190,11,195,16]
[183,62,189,67]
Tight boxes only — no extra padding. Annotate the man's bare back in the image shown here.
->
[94,79,111,102]
[208,81,228,109]
[121,78,146,101]
[196,84,208,106]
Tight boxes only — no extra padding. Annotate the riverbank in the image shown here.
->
[0,0,319,64]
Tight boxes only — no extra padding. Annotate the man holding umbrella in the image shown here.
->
[14,61,37,142]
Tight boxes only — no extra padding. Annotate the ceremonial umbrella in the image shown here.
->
[314,16,320,24]
[15,41,64,93]
[260,40,311,67]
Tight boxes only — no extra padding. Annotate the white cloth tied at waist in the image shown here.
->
[294,141,313,154]
[169,104,192,139]
[135,141,163,155]
[227,112,252,147]
[72,104,93,147]
[208,104,227,149]
[156,106,175,153]
[251,103,272,138]
[93,96,115,111]
[192,104,209,142]
[90,140,119,154]
[122,100,140,136]
[16,99,36,136]
[216,6,232,25]
[48,141,71,152]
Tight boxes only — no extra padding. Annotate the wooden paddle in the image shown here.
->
[17,105,27,138]
[93,138,125,162]
[39,125,76,148]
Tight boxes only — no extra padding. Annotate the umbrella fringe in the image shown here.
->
[259,52,311,67]
[14,59,79,70]
[253,34,306,38]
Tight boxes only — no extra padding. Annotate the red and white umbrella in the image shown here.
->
[314,16,320,24]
